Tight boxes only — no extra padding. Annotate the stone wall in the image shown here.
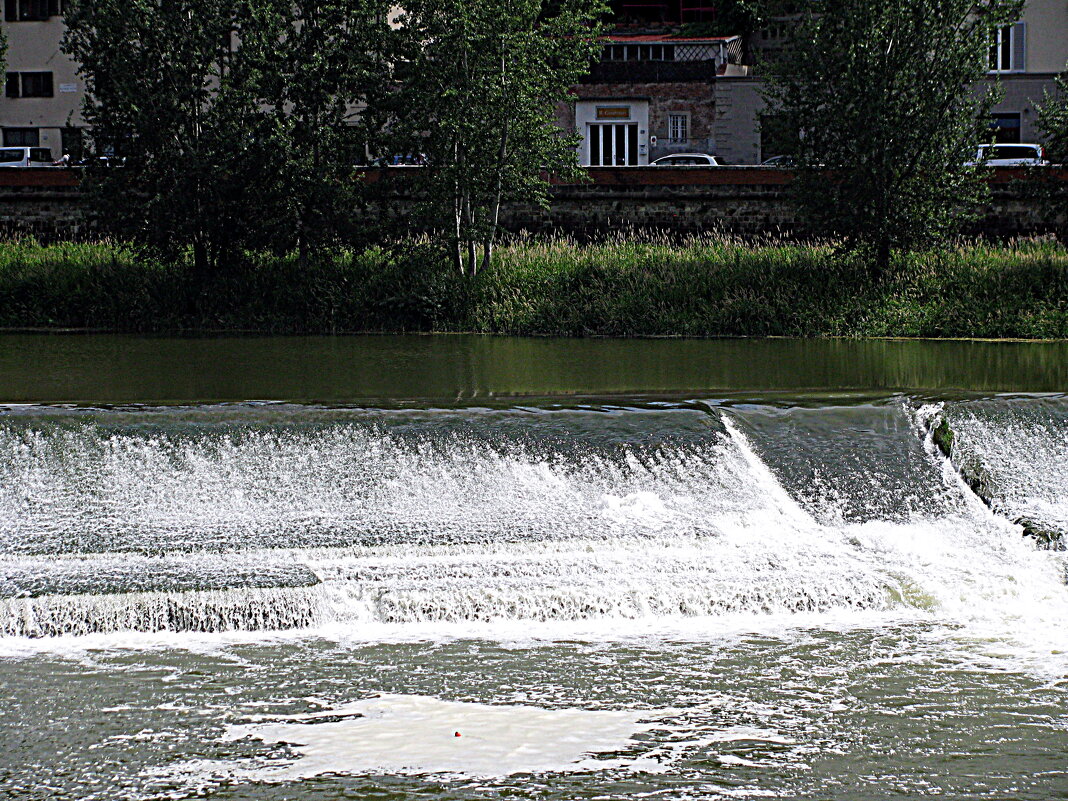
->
[0,166,1065,242]
[0,169,87,240]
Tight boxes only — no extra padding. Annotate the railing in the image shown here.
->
[579,60,719,84]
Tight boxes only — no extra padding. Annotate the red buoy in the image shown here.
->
[454,731,461,737]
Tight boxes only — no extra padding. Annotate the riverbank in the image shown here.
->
[1,237,1066,338]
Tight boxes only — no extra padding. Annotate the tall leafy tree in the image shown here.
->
[234,0,392,264]
[763,0,1022,275]
[63,0,387,276]
[1036,65,1068,242]
[63,0,260,277]
[391,0,605,275]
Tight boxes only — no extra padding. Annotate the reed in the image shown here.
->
[0,235,1065,338]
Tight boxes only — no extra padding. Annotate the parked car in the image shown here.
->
[968,143,1049,167]
[0,147,55,167]
[760,155,795,167]
[650,153,723,166]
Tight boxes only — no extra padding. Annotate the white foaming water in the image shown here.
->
[181,694,658,780]
[927,399,1068,535]
[0,422,766,553]
[0,407,1065,680]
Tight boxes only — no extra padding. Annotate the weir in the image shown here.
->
[1,398,1064,640]
[921,400,1066,548]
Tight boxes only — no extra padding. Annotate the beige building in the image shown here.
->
[718,0,1068,163]
[1,0,83,158]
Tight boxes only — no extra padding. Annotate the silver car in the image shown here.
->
[968,143,1049,167]
[650,153,724,166]
[0,146,55,167]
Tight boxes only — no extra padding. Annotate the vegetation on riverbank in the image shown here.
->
[0,236,1065,339]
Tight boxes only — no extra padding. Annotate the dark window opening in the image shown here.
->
[989,112,1021,144]
[600,43,675,62]
[61,127,83,161]
[3,127,40,147]
[759,113,797,161]
[4,0,61,21]
[7,72,55,97]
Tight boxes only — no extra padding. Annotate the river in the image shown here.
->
[0,334,1065,800]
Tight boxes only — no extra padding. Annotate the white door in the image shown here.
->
[587,123,639,166]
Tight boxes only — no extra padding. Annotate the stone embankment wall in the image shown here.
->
[0,166,1065,241]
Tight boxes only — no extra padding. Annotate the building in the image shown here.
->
[716,0,1068,163]
[561,33,745,166]
[2,0,1067,164]
[1,0,83,159]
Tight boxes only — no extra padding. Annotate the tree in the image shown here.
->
[231,0,393,265]
[391,0,605,276]
[63,0,388,277]
[63,0,260,278]
[1035,66,1068,242]
[763,0,1023,276]
[1037,67,1068,165]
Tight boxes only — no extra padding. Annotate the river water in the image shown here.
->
[0,335,1065,800]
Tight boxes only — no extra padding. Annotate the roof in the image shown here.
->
[603,34,741,43]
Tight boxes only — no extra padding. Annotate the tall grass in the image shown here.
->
[0,235,1065,338]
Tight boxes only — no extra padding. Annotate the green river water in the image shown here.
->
[0,334,1065,800]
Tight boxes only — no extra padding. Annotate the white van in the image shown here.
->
[0,146,56,167]
[969,143,1049,167]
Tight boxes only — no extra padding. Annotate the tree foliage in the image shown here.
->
[1037,67,1068,165]
[62,0,388,276]
[390,0,605,275]
[231,0,391,262]
[63,0,256,276]
[763,0,1022,274]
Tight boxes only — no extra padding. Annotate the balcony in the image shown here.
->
[579,60,719,84]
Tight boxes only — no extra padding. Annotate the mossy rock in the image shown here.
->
[931,417,954,458]
[1015,517,1064,550]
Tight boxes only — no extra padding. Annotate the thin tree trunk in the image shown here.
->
[452,143,465,274]
[463,189,476,274]
[480,120,510,274]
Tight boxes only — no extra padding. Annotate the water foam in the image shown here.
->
[934,398,1068,536]
[0,406,1065,667]
[200,694,656,779]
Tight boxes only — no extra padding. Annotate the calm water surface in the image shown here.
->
[0,334,1065,800]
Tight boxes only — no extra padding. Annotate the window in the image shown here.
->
[5,72,54,98]
[668,113,689,144]
[3,0,60,21]
[989,23,1025,72]
[3,128,39,147]
[989,112,1021,144]
[600,43,675,62]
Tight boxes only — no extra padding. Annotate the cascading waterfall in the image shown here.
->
[0,401,1065,641]
[917,398,1067,546]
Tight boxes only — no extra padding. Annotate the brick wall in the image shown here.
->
[0,166,1065,242]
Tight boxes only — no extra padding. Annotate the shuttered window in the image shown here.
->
[668,113,689,144]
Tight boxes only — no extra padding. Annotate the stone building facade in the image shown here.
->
[558,33,742,166]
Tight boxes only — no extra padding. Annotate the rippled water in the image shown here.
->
[1,336,1066,800]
